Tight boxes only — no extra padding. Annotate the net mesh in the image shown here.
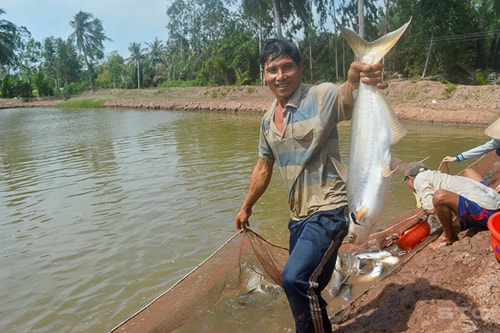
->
[110,230,289,333]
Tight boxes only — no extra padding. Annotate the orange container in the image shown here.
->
[398,220,431,250]
[487,212,500,261]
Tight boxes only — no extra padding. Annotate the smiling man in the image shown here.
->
[234,39,387,333]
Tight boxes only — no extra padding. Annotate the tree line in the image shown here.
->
[0,0,499,99]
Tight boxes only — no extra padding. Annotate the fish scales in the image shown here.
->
[337,19,411,245]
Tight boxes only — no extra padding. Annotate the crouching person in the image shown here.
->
[402,163,500,249]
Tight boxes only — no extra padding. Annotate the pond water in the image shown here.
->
[0,107,487,332]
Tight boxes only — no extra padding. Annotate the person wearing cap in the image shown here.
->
[442,118,500,192]
[403,163,500,250]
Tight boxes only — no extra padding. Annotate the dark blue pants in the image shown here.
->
[283,207,348,333]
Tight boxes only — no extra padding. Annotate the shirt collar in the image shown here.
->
[286,83,305,109]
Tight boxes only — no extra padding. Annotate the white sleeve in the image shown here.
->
[459,138,500,161]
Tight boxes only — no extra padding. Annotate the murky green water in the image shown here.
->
[0,107,487,332]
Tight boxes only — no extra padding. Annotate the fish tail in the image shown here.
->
[336,18,412,65]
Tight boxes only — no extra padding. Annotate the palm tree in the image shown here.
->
[146,38,167,86]
[0,8,16,66]
[146,37,166,66]
[127,42,143,89]
[69,11,110,92]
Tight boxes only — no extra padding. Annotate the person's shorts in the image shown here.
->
[458,195,498,230]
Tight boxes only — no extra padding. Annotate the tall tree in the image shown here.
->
[69,11,110,91]
[336,0,382,41]
[241,0,310,39]
[386,0,484,82]
[0,8,16,66]
[146,37,167,86]
[146,37,166,66]
[42,37,80,90]
[127,42,143,89]
[96,51,126,89]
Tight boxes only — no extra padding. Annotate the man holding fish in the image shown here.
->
[234,38,387,333]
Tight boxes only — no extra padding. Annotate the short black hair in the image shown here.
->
[259,39,302,69]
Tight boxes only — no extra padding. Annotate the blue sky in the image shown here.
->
[2,0,169,58]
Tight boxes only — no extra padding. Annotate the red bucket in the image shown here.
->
[398,220,431,250]
[487,212,500,261]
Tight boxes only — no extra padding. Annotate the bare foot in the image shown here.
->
[429,235,457,250]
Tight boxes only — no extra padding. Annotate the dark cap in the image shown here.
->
[402,163,428,182]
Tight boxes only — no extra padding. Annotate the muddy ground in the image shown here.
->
[333,228,500,333]
[2,79,500,332]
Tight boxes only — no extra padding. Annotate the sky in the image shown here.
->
[2,0,169,58]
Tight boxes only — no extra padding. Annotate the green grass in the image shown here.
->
[57,98,106,108]
[444,82,458,99]
[406,91,419,100]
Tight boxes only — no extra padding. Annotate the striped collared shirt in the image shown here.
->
[258,83,352,220]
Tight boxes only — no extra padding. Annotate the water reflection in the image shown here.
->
[0,107,488,332]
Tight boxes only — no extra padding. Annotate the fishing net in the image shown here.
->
[109,229,289,333]
[110,152,500,333]
[110,217,424,333]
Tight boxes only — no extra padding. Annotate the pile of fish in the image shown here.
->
[328,250,400,301]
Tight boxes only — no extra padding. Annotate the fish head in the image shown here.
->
[347,209,373,245]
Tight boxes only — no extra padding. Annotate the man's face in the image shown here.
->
[404,176,415,191]
[262,56,303,104]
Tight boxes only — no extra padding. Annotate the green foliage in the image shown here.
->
[159,80,199,87]
[57,98,105,108]
[69,11,110,91]
[444,82,458,98]
[386,0,498,83]
[2,1,500,96]
[300,31,343,83]
[32,68,54,96]
[235,68,251,86]
[475,73,487,85]
[0,9,17,65]
[0,73,33,98]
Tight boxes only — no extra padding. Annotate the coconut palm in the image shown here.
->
[69,11,110,92]
[146,38,168,86]
[0,8,16,66]
[127,42,143,89]
[146,37,166,66]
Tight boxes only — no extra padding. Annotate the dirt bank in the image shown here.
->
[333,228,500,332]
[1,79,500,127]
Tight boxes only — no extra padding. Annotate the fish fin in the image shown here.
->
[382,154,401,178]
[388,108,408,145]
[391,156,405,172]
[375,94,408,145]
[356,206,369,221]
[382,159,393,178]
[336,18,411,64]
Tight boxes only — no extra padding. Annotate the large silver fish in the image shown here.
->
[337,19,411,245]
